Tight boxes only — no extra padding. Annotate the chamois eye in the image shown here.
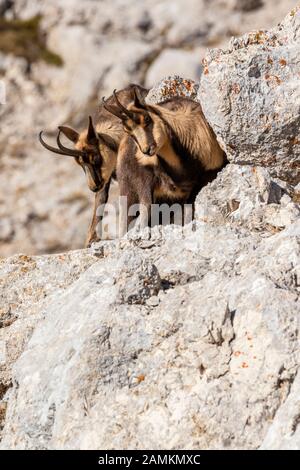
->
[144,116,151,125]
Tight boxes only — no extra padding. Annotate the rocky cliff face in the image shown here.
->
[199,7,300,184]
[0,2,299,450]
[0,0,297,257]
[0,165,299,449]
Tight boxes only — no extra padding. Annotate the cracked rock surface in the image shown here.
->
[199,6,300,184]
[0,162,299,449]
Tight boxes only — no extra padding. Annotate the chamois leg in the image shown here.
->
[85,180,111,247]
[135,201,151,232]
[134,185,152,232]
[119,190,138,237]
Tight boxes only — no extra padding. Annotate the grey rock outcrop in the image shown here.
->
[196,164,300,232]
[146,75,199,104]
[198,7,300,185]
[261,370,300,449]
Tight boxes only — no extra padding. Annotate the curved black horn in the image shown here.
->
[39,131,74,156]
[56,130,85,157]
[102,96,125,120]
[113,89,135,118]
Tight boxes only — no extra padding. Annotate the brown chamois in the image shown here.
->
[39,84,148,245]
[103,86,226,234]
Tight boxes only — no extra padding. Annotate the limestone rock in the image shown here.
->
[116,253,161,305]
[260,370,300,449]
[0,162,299,449]
[198,7,300,184]
[146,75,199,104]
[196,164,300,233]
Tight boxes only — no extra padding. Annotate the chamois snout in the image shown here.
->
[83,164,103,193]
[142,143,156,157]
[90,184,102,193]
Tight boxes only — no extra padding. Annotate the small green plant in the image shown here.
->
[0,15,63,66]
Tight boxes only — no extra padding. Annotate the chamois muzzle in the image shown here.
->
[143,144,156,157]
[89,184,102,193]
[84,164,103,192]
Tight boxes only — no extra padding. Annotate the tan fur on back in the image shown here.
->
[150,100,224,171]
[96,120,123,146]
[157,139,182,171]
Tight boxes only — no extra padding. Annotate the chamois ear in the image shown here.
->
[97,133,118,152]
[58,126,79,144]
[87,116,98,145]
[133,86,146,109]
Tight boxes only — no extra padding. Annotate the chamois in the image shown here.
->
[39,84,148,245]
[103,86,226,234]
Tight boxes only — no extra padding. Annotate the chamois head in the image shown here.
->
[103,87,166,157]
[39,116,114,192]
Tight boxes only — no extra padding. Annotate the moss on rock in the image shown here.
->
[0,15,63,66]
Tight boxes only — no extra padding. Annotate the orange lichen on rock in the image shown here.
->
[265,74,282,86]
[231,83,241,94]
